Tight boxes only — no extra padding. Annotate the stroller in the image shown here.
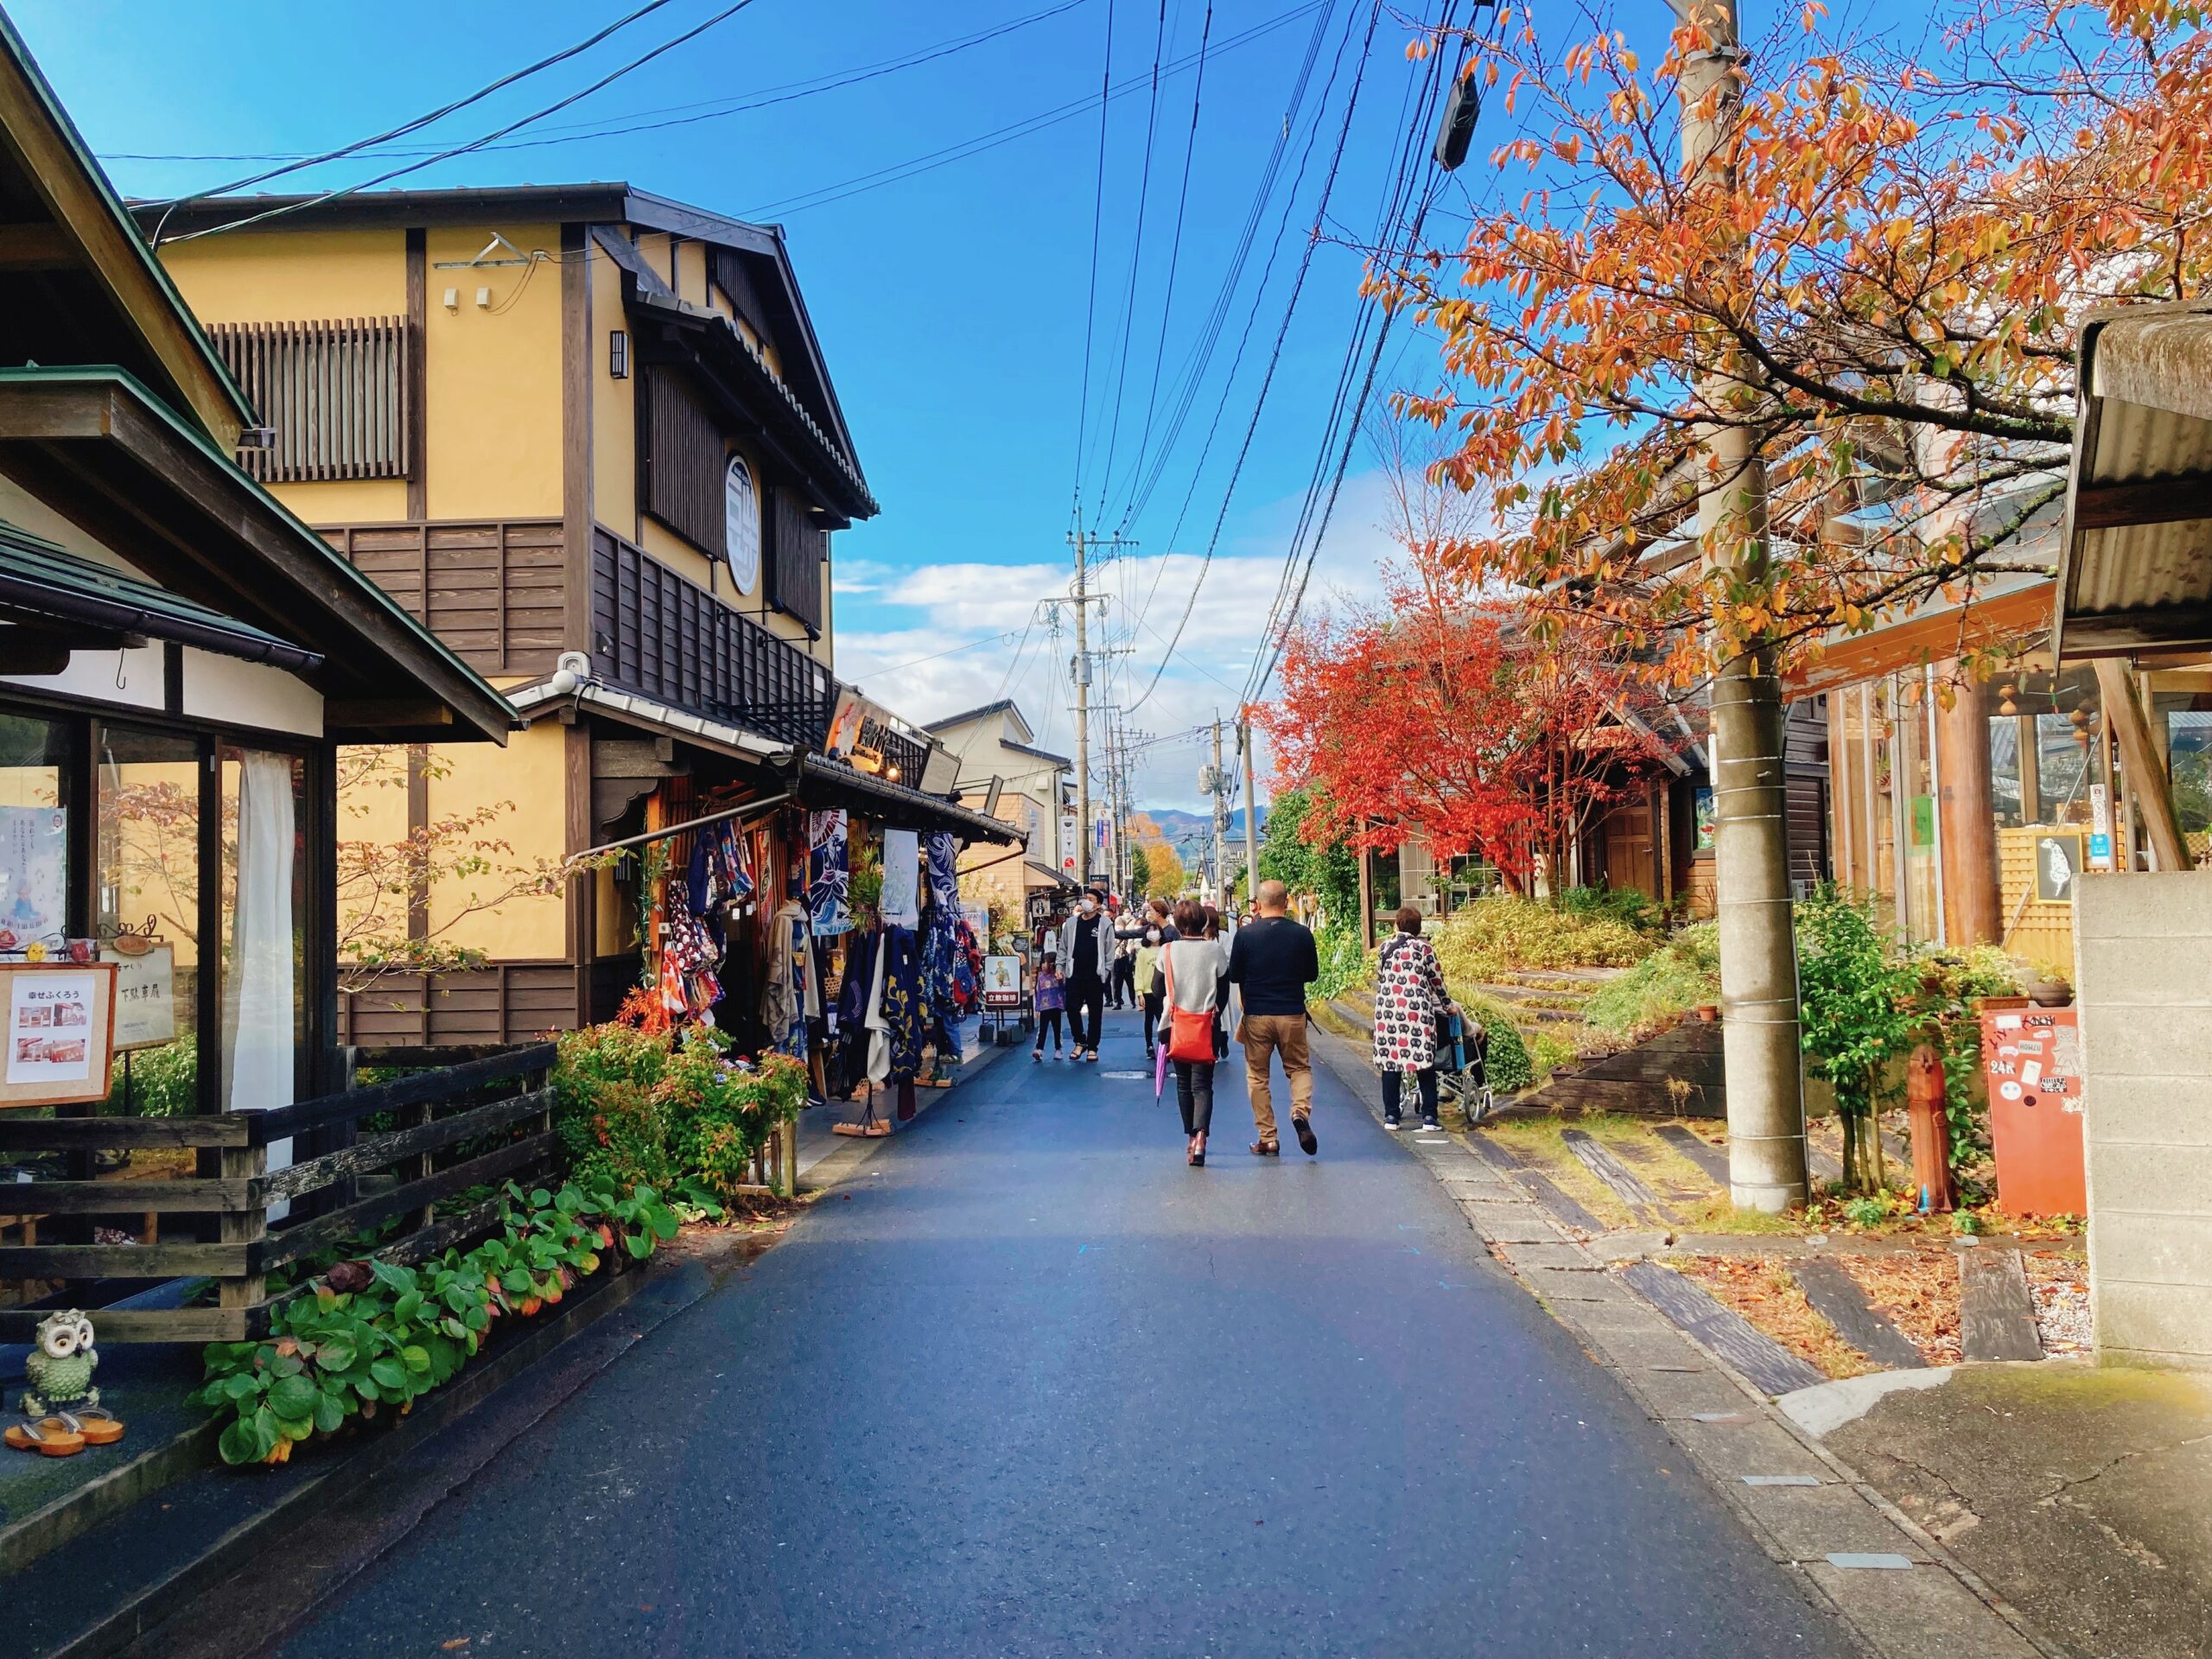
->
[1435,1006,1495,1124]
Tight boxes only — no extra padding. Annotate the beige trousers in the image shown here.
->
[1241,1014,1313,1147]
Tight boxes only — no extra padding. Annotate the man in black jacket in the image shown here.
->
[1225,880,1321,1155]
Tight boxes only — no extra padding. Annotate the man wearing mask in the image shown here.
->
[1058,888,1115,1061]
[1225,879,1321,1155]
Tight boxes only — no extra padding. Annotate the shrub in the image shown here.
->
[194,1179,677,1466]
[1460,995,1534,1093]
[1900,944,2024,1166]
[1581,923,1722,1039]
[102,1033,197,1117]
[1427,893,1659,985]
[1312,924,1370,1001]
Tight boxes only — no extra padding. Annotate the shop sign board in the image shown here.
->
[982,956,1022,1008]
[1058,809,1079,874]
[2033,830,2082,902]
[0,961,118,1108]
[101,940,175,1051]
[2087,784,2114,870]
[0,804,67,951]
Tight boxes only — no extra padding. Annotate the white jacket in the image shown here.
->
[1058,910,1116,982]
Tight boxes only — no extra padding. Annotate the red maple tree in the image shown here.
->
[1262,581,1676,896]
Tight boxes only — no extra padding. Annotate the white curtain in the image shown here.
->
[222,751,296,1217]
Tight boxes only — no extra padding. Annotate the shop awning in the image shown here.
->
[2055,302,2212,659]
[798,753,1020,845]
[0,368,513,744]
[1783,575,2054,697]
[0,519,322,670]
[507,676,791,763]
[1025,858,1079,891]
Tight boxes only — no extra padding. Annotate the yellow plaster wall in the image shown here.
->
[640,516,721,593]
[425,721,568,959]
[675,239,708,307]
[591,244,635,534]
[161,228,405,322]
[423,223,564,520]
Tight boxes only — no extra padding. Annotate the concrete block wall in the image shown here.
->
[2075,871,2212,1370]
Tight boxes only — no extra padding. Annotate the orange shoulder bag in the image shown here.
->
[1160,947,1216,1065]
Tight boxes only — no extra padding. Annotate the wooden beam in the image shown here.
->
[2094,658,2191,872]
[325,698,454,731]
[2074,474,2212,531]
[0,221,72,272]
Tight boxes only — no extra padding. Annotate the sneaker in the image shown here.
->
[1032,1051,1043,1063]
[1385,1114,1404,1131]
[1421,1116,1442,1131]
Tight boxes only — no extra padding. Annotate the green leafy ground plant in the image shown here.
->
[194,1180,677,1465]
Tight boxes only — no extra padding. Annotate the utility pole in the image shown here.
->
[1679,0,1808,1213]
[1070,529,1095,892]
[1240,715,1260,912]
[1210,715,1230,910]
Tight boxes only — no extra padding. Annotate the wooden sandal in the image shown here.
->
[6,1418,86,1456]
[76,1415,124,1446]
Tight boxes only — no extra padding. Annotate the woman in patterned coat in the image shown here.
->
[1370,906,1455,1130]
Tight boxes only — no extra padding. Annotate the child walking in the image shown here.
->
[1033,955,1067,1061]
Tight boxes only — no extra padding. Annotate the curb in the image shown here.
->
[1304,1020,2065,1659]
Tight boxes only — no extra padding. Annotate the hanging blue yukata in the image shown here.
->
[808,810,851,937]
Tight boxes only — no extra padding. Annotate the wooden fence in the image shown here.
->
[0,1044,556,1344]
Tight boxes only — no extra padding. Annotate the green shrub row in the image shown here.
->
[194,1180,682,1466]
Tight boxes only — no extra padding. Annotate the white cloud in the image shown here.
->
[831,469,1405,813]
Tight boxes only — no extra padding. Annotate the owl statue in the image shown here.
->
[5,1311,122,1454]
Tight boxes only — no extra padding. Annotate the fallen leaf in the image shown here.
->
[442,1641,470,1651]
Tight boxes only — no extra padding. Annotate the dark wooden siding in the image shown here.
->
[339,962,581,1046]
[321,519,565,675]
[640,365,726,559]
[591,527,833,745]
[709,247,771,343]
[1784,697,1831,895]
[769,486,823,636]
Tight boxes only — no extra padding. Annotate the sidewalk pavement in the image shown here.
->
[1302,1015,2062,1659]
[1810,1362,2212,1659]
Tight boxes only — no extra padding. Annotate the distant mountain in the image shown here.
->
[1138,806,1265,865]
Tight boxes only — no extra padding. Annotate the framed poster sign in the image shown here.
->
[2033,830,2082,903]
[100,940,175,1052]
[982,956,1022,1009]
[0,962,118,1108]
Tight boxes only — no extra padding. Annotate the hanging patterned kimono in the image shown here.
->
[865,925,927,1083]
[762,898,818,1059]
[925,831,961,912]
[657,878,722,1024]
[808,810,851,937]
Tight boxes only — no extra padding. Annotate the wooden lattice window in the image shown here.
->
[209,317,410,483]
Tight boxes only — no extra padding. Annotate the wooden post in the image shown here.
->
[219,1141,269,1319]
[782,1117,798,1198]
[2094,658,2189,873]
[1935,660,2001,945]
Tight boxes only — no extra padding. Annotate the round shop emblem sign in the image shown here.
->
[724,454,760,595]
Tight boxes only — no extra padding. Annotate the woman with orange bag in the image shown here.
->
[1158,898,1227,1166]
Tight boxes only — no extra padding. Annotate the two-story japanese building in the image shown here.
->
[143,184,1010,1047]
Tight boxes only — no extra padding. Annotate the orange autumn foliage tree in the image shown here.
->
[1262,588,1675,896]
[1385,0,2212,674]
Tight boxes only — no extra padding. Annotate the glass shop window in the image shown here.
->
[0,711,71,955]
[219,747,306,1112]
[97,727,202,1116]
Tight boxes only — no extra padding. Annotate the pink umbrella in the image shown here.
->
[1155,1031,1170,1099]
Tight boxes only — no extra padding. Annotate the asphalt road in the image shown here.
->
[280,1010,1853,1658]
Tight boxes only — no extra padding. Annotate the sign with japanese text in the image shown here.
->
[0,962,116,1108]
[982,956,1022,1008]
[101,942,175,1051]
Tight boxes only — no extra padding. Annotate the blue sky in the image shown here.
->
[13,0,1451,811]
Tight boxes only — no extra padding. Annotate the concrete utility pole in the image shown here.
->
[1071,530,1095,890]
[1678,0,1808,1212]
[1240,715,1261,912]
[1211,715,1230,910]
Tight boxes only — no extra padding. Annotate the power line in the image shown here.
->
[738,2,1326,219]
[1071,0,1120,532]
[143,0,683,211]
[113,3,1091,168]
[159,0,767,245]
[1084,0,1171,531]
[1124,0,1380,714]
[1113,0,1212,539]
